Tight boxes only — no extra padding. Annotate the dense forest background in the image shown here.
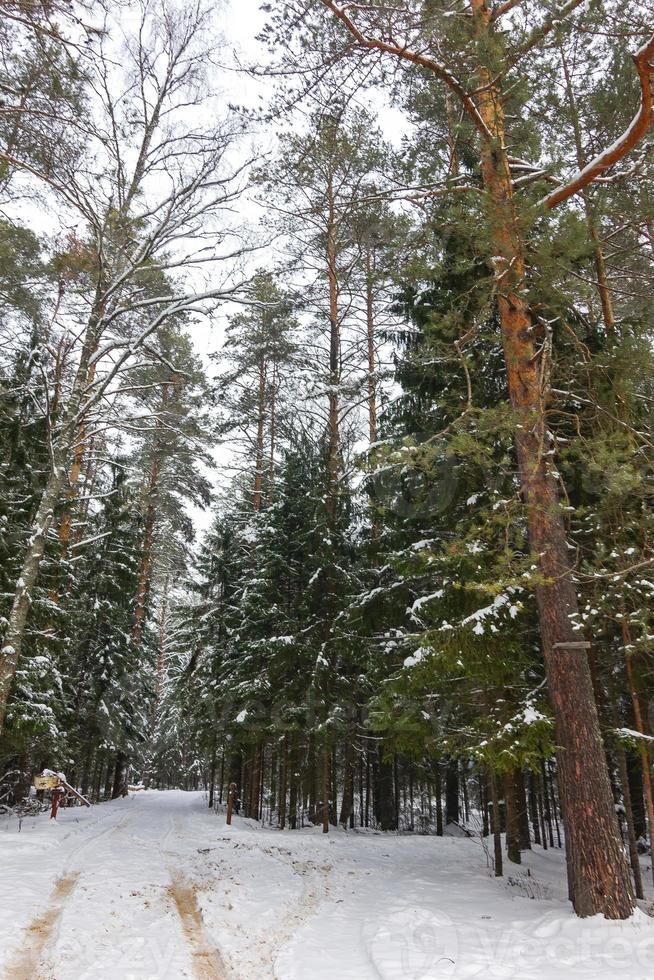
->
[1,0,653,920]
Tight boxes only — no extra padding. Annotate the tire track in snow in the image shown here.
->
[3,808,130,979]
[164,812,230,980]
[168,873,229,980]
[3,871,80,980]
[181,833,335,978]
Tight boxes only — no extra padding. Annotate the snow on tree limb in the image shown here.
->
[491,0,525,21]
[544,33,654,210]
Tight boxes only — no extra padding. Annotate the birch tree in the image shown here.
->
[0,0,251,733]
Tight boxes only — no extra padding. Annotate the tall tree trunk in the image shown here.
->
[469,0,633,918]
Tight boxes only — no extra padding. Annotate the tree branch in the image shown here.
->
[543,33,654,210]
[491,0,525,21]
[513,0,589,59]
[318,0,492,140]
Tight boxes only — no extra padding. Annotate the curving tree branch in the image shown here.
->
[544,33,654,210]
[318,0,492,139]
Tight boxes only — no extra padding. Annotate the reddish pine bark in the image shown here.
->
[469,0,633,916]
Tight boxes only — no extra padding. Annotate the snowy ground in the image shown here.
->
[1,791,653,980]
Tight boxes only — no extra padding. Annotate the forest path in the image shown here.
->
[1,792,229,979]
[1,791,653,980]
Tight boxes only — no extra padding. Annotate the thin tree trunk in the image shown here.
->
[559,43,616,336]
[364,751,370,827]
[490,770,503,877]
[208,737,217,811]
[289,741,298,830]
[322,747,330,834]
[325,175,341,525]
[548,761,563,849]
[528,771,542,847]
[409,765,415,832]
[504,770,522,864]
[253,354,267,512]
[218,749,225,805]
[539,779,548,851]
[150,582,169,732]
[623,626,654,887]
[102,756,114,801]
[627,751,646,842]
[615,738,645,900]
[91,755,103,803]
[57,360,98,558]
[339,736,355,827]
[279,735,288,829]
[112,752,128,799]
[393,754,400,830]
[376,745,396,830]
[132,457,160,647]
[365,252,378,445]
[481,773,490,837]
[515,769,531,850]
[540,759,554,848]
[267,363,277,504]
[445,758,459,825]
[435,764,443,837]
[462,766,470,823]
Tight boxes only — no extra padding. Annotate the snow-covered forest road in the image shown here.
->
[1,791,652,980]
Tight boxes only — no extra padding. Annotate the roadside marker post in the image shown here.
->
[33,772,92,819]
[49,786,67,820]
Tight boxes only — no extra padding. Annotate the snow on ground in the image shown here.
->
[1,790,653,979]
